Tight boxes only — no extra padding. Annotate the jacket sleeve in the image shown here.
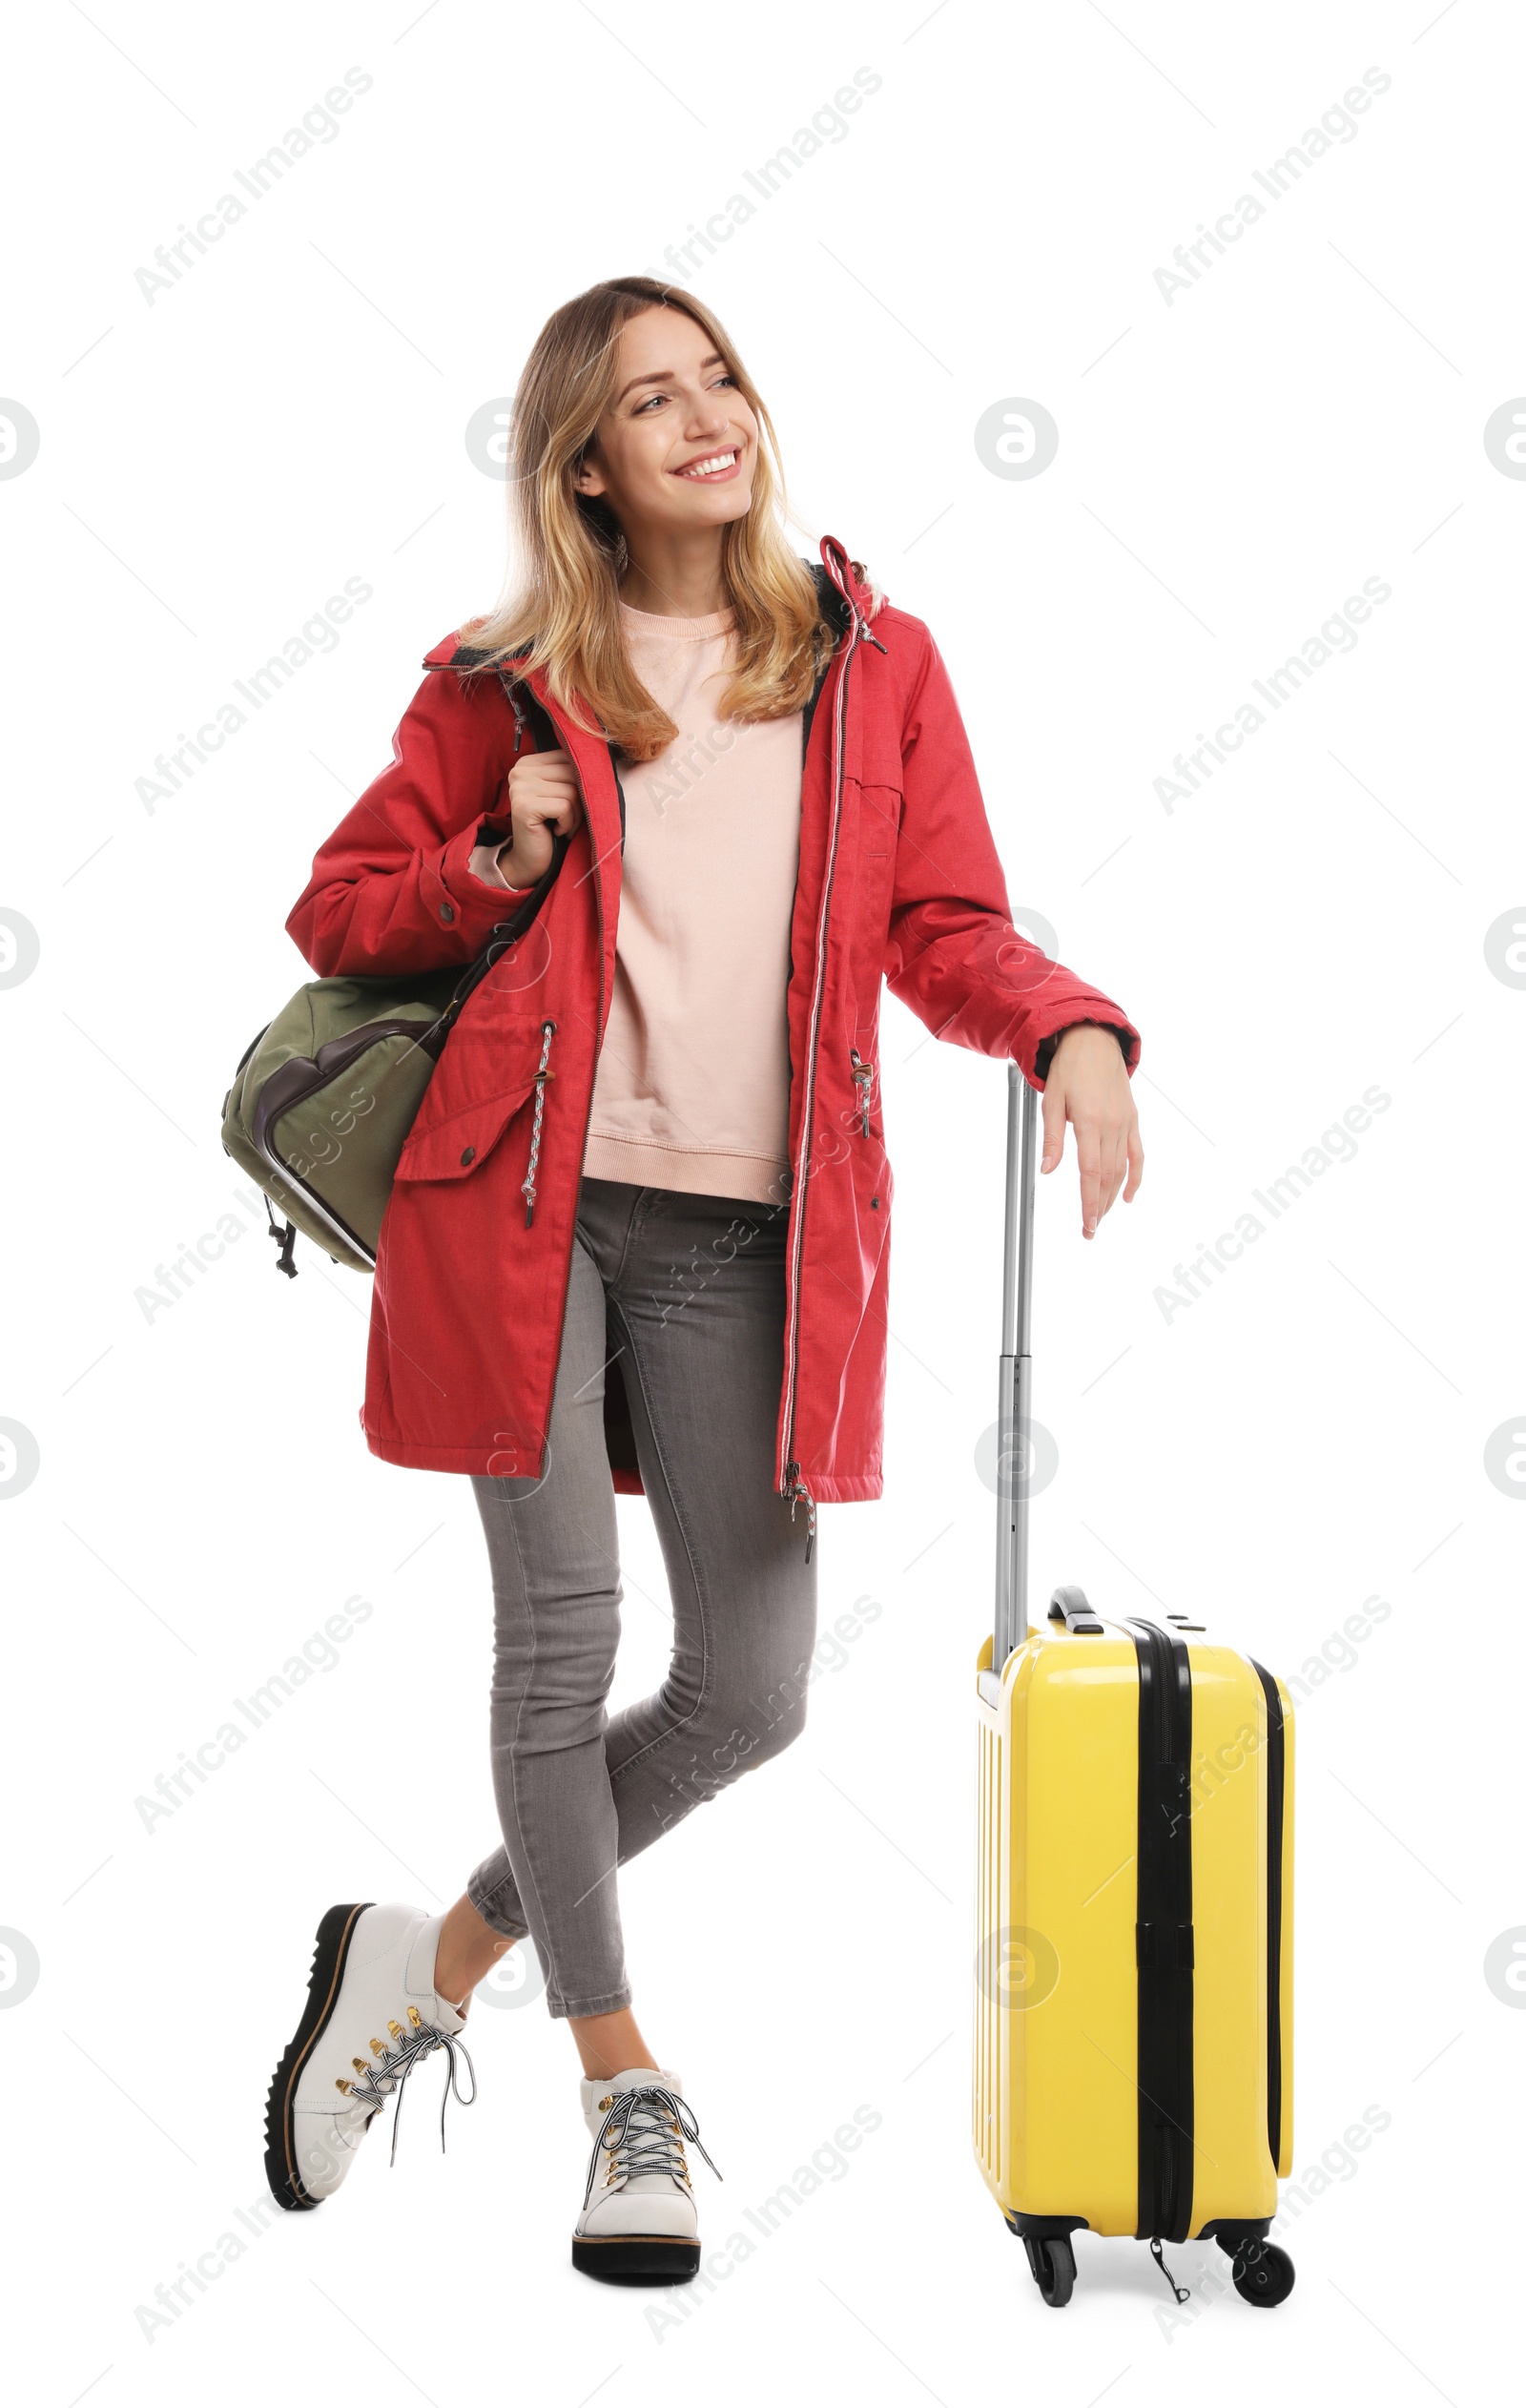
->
[285,664,525,976]
[881,628,1141,1086]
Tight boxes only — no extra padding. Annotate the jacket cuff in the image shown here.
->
[1020,1008,1141,1087]
[423,822,536,942]
[466,838,537,897]
[1033,1018,1139,1082]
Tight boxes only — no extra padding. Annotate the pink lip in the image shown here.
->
[670,447,743,483]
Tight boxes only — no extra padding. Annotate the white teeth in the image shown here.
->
[678,449,736,478]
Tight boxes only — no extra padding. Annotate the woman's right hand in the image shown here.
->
[498,748,586,885]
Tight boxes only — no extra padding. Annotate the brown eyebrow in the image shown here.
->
[613,352,728,405]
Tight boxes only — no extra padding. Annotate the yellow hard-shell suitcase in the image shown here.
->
[974,1069,1295,2310]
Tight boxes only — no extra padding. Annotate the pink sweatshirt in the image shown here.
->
[470,601,803,1205]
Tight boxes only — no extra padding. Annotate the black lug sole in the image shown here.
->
[571,2234,702,2285]
[263,1900,374,2212]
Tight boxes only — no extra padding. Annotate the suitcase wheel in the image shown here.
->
[1022,2233,1076,2308]
[1227,2237,1295,2307]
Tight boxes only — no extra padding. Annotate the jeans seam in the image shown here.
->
[598,1294,715,1795]
[607,1184,659,1291]
[498,1490,575,2016]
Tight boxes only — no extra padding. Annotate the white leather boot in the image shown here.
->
[265,1902,476,2211]
[571,2065,721,2283]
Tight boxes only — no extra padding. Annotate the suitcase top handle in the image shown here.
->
[1048,1585,1104,1636]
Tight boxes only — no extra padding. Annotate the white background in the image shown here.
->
[3,2,1521,2401]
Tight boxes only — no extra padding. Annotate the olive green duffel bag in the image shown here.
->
[221,841,566,1277]
[222,672,567,1277]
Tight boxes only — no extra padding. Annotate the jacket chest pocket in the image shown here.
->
[393,1078,539,1183]
[395,1019,558,1225]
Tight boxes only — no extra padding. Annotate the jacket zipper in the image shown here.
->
[777,564,886,1556]
[518,689,611,1485]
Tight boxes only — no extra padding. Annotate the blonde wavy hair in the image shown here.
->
[460,277,832,762]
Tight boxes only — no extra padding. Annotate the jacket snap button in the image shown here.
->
[440,901,456,923]
[460,1145,475,1166]
[870,1195,880,1210]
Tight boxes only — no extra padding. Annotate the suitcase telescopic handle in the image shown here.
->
[993,1064,1040,1671]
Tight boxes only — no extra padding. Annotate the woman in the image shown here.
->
[265,276,1144,2282]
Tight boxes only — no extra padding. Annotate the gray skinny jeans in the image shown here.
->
[466,1177,818,2018]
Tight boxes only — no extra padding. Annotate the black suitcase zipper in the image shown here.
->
[1127,1620,1195,2245]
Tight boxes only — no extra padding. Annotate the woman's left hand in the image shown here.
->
[1039,1025,1144,1239]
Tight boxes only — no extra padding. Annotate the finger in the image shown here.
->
[1040,1079,1066,1174]
[520,783,584,832]
[522,767,582,809]
[546,779,586,826]
[1124,1117,1145,1202]
[1101,1123,1127,1219]
[1075,1122,1103,1236]
[515,752,581,792]
[1093,1129,1119,1223]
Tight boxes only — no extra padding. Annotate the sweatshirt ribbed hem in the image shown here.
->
[582,1130,790,1209]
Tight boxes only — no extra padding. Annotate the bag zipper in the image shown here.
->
[849,1046,876,1138]
[777,561,879,1554]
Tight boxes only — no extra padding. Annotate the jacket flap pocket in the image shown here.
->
[394,1079,537,1182]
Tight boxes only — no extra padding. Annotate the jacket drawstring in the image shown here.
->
[784,1462,816,1564]
[522,1020,556,1227]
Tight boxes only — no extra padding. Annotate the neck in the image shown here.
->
[617,526,730,618]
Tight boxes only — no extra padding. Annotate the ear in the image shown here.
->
[572,447,607,498]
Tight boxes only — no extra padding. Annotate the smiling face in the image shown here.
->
[573,304,758,543]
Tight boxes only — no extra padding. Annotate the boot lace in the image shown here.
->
[335,2004,477,2165]
[582,2083,722,2206]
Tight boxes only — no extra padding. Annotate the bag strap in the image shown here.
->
[436,666,571,1030]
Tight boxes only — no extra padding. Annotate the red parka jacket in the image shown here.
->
[286,538,1140,1511]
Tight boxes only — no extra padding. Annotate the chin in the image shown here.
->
[659,464,755,527]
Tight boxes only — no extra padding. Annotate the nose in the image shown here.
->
[685,390,732,437]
